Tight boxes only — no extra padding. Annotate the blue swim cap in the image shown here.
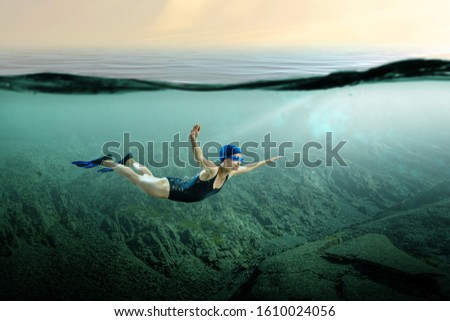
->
[219,144,241,162]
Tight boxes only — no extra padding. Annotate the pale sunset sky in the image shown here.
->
[1,0,450,54]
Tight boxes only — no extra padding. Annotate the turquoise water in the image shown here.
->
[0,53,449,300]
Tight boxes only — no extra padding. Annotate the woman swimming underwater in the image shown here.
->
[72,124,280,202]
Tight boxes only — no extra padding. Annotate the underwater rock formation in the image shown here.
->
[236,233,447,300]
[325,233,444,277]
[0,138,449,299]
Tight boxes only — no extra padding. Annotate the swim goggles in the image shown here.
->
[230,155,244,163]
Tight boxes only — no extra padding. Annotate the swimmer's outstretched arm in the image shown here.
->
[190,124,216,171]
[231,156,281,176]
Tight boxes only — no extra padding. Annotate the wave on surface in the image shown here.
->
[1,59,449,94]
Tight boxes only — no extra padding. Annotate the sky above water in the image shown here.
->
[1,0,450,56]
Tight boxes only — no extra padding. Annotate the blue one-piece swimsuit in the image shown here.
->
[166,172,228,203]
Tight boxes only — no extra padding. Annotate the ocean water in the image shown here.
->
[0,50,449,300]
[0,48,430,83]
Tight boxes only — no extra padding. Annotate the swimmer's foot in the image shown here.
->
[90,154,113,165]
[96,153,133,173]
[97,158,117,173]
[118,153,133,165]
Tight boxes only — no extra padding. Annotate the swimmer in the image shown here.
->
[72,124,280,202]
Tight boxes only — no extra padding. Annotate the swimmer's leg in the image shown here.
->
[127,158,153,176]
[116,153,152,176]
[102,160,169,199]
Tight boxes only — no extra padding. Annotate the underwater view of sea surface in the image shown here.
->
[0,50,449,300]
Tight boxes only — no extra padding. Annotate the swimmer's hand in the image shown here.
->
[190,124,201,140]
